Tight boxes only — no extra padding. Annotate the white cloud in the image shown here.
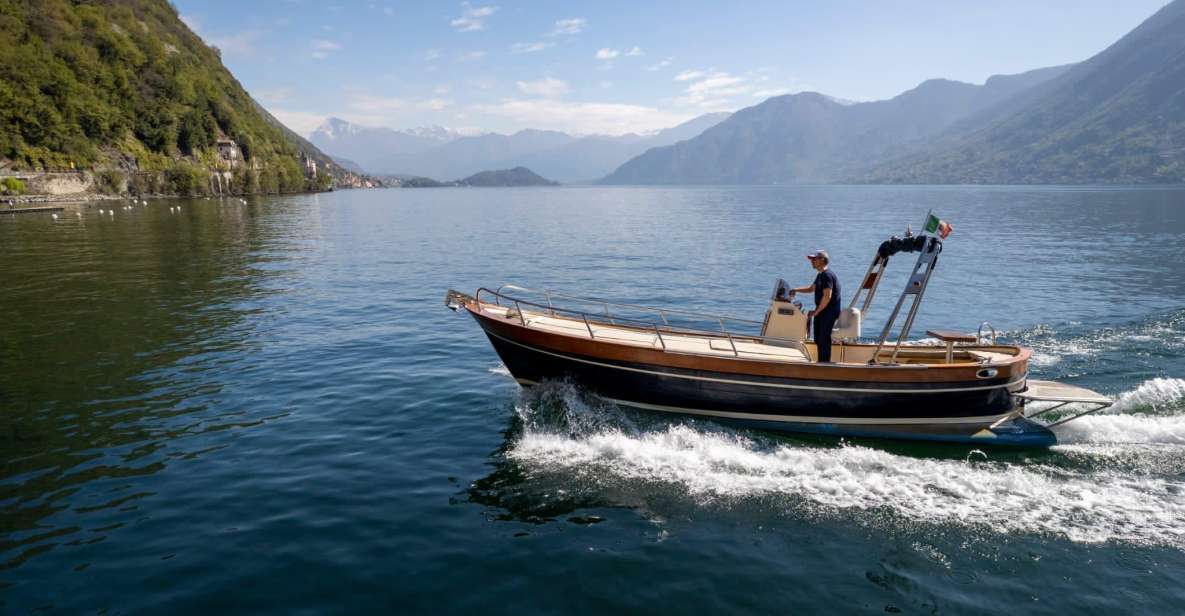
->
[516,77,569,98]
[511,41,554,53]
[647,57,673,71]
[474,98,695,135]
[594,48,620,60]
[291,93,460,129]
[458,50,487,62]
[433,84,451,95]
[751,88,791,99]
[551,17,586,35]
[180,13,265,57]
[269,109,327,136]
[183,20,263,57]
[625,46,643,56]
[469,77,498,90]
[424,49,441,61]
[349,94,407,113]
[254,87,295,104]
[383,6,394,16]
[451,3,497,32]
[675,71,751,108]
[180,13,200,32]
[311,39,341,59]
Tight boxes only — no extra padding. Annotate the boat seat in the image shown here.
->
[709,338,809,362]
[967,350,1012,364]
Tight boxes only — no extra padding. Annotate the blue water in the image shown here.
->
[2,186,1185,613]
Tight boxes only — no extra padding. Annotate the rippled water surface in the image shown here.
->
[3,186,1185,613]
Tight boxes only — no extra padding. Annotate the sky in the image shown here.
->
[173,0,1171,137]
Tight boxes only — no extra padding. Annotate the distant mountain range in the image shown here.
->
[601,65,1074,184]
[309,113,729,182]
[866,0,1185,184]
[604,0,1185,185]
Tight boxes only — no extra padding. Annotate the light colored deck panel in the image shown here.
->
[514,311,809,363]
[1018,379,1112,404]
[968,350,1013,364]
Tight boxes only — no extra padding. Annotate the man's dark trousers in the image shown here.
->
[814,312,838,363]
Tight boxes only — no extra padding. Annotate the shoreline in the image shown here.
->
[2,188,345,206]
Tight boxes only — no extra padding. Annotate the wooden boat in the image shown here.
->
[445,220,1112,447]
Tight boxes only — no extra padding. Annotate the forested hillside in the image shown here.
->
[0,0,348,195]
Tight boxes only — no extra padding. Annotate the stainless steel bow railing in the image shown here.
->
[473,284,809,359]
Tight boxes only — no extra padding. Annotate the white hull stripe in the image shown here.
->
[488,329,1024,395]
[514,378,1012,426]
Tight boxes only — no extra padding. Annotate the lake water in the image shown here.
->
[2,186,1185,613]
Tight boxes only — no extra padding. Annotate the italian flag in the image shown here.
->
[924,213,953,239]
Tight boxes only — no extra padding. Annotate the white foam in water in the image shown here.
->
[487,362,512,377]
[1052,378,1185,445]
[1029,351,1061,367]
[1055,414,1185,445]
[1111,377,1185,414]
[510,424,1185,547]
[508,378,1185,548]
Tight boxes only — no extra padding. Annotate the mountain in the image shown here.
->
[601,67,1072,185]
[503,112,730,182]
[330,156,366,175]
[309,119,466,174]
[0,0,360,195]
[307,113,730,182]
[866,0,1185,184]
[391,129,576,179]
[457,167,558,187]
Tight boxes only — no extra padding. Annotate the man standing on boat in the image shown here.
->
[790,250,841,363]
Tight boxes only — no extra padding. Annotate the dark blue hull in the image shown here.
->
[481,325,1056,447]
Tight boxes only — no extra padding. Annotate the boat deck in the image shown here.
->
[476,302,1022,367]
[480,304,811,362]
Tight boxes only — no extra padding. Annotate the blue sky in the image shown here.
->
[174,0,1170,136]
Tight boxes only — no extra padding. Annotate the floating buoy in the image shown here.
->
[51,213,59,220]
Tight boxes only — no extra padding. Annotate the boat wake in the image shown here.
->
[504,376,1185,549]
[1053,377,1185,445]
[486,310,1185,548]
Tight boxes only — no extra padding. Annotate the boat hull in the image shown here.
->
[470,308,1054,447]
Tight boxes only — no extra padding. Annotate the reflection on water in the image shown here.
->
[0,198,295,572]
[2,186,1184,613]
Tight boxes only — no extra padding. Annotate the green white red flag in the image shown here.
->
[924,213,953,239]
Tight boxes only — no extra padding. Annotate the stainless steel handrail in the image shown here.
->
[977,322,997,345]
[476,286,810,358]
[495,284,764,327]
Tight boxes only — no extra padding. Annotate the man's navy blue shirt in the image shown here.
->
[814,269,841,317]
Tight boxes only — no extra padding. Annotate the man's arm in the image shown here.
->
[810,288,832,317]
[790,283,814,294]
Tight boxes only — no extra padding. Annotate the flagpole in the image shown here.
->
[922,209,932,236]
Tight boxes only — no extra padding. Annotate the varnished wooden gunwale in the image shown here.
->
[466,303,1029,385]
